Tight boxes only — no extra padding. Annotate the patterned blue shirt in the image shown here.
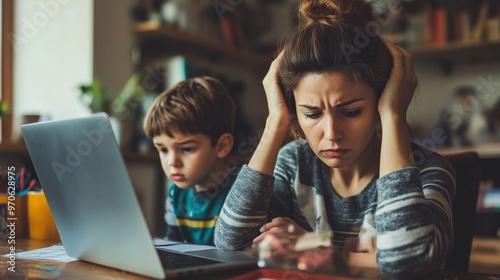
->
[165,171,237,245]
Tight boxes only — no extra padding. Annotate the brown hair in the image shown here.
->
[279,0,392,138]
[143,76,236,145]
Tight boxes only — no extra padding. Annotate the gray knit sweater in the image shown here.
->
[214,140,456,279]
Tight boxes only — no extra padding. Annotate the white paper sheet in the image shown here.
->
[153,238,182,246]
[4,239,206,263]
[8,244,77,262]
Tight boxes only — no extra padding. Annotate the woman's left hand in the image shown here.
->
[378,38,418,120]
[252,217,307,246]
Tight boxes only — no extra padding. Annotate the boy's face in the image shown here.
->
[153,132,222,191]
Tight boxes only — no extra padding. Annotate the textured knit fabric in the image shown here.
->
[214,139,456,279]
[165,172,237,245]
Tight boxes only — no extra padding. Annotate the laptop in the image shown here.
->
[21,113,257,279]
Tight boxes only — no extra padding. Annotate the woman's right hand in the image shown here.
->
[262,51,292,130]
[247,51,293,174]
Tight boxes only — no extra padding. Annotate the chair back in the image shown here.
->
[442,151,481,272]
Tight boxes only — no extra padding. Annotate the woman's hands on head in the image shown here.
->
[247,51,294,175]
[262,51,293,130]
[377,37,417,175]
[378,38,418,121]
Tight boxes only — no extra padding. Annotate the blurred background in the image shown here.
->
[1,0,500,262]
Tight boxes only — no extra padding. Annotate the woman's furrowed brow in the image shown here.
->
[333,98,364,108]
[298,98,364,109]
[298,104,319,110]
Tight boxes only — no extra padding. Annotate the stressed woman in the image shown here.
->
[214,0,455,278]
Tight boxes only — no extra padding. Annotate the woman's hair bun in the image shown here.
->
[299,0,374,28]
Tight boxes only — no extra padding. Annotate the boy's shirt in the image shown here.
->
[165,172,237,245]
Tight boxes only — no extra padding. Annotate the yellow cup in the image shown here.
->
[27,191,60,242]
[0,194,28,238]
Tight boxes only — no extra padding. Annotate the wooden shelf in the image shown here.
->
[409,40,500,65]
[477,208,500,214]
[133,22,273,73]
[0,142,28,154]
[0,142,159,163]
[434,143,500,159]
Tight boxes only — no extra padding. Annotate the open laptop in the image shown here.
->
[21,113,257,279]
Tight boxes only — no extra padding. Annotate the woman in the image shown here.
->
[214,0,455,278]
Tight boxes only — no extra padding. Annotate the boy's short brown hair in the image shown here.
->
[143,76,236,146]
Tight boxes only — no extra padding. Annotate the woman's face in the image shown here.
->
[294,72,378,168]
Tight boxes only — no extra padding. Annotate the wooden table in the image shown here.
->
[0,239,152,280]
[1,238,500,279]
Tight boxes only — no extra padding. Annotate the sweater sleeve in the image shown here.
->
[214,141,322,251]
[214,141,303,251]
[214,165,275,251]
[375,148,455,279]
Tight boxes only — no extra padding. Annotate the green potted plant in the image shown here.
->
[77,80,123,146]
[0,100,9,118]
[111,73,146,150]
[112,73,145,119]
[0,100,11,143]
[78,79,113,114]
[77,74,146,150]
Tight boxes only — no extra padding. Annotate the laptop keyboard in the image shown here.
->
[156,249,222,270]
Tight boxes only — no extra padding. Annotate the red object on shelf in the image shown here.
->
[431,8,447,46]
[221,16,240,49]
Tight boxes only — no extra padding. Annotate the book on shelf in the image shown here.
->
[220,14,248,50]
[471,1,490,42]
[454,10,472,43]
[406,14,424,46]
[431,7,447,46]
[421,5,433,46]
[386,0,500,48]
[221,16,239,49]
[489,1,500,40]
[487,18,500,41]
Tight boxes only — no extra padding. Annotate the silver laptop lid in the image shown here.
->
[21,113,165,279]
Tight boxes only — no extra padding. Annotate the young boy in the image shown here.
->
[143,76,238,245]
